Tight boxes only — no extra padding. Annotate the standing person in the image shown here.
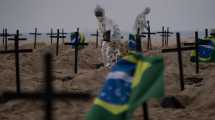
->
[129,7,151,51]
[94,5,121,68]
[133,7,151,33]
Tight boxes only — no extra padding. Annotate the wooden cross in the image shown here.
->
[29,28,42,49]
[136,28,142,51]
[0,52,91,120]
[64,28,88,74]
[205,28,208,38]
[0,30,32,94]
[91,29,99,48]
[49,29,66,56]
[134,28,146,52]
[132,28,149,120]
[0,28,14,51]
[61,29,67,44]
[96,30,99,48]
[165,27,174,47]
[157,26,166,47]
[1,28,5,46]
[182,32,200,74]
[157,26,174,48]
[46,28,56,45]
[162,32,199,91]
[164,27,174,47]
[141,21,156,50]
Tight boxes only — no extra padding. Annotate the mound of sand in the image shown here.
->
[0,38,215,120]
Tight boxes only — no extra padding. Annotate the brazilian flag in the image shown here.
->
[85,51,164,120]
[128,34,137,51]
[70,32,86,48]
[191,36,215,62]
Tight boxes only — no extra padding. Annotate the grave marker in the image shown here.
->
[91,29,99,48]
[47,28,56,45]
[160,26,165,47]
[135,28,146,52]
[61,29,67,44]
[0,28,14,51]
[166,27,174,46]
[64,28,88,74]
[162,32,199,91]
[49,29,66,56]
[1,28,5,46]
[157,26,174,48]
[157,26,166,47]
[205,28,208,38]
[29,28,42,49]
[135,28,149,120]
[182,32,200,74]
[141,21,156,50]
[0,30,32,94]
[136,28,142,51]
[96,30,99,48]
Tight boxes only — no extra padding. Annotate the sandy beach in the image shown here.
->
[0,36,215,120]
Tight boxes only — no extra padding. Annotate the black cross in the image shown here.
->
[136,28,142,51]
[0,28,14,51]
[205,28,208,38]
[96,30,99,48]
[64,28,88,74]
[157,26,174,47]
[47,28,56,45]
[133,28,149,120]
[182,32,200,74]
[29,28,42,49]
[158,26,165,47]
[0,28,5,46]
[162,32,199,91]
[49,29,66,56]
[141,21,156,50]
[135,28,146,52]
[166,27,174,47]
[0,30,32,94]
[0,52,91,120]
[91,29,99,48]
[90,30,110,49]
[61,29,67,44]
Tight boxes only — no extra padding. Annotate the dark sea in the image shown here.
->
[0,30,207,45]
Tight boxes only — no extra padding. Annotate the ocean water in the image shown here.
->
[0,30,207,44]
[177,30,206,38]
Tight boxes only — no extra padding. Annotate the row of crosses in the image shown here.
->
[47,28,67,45]
[157,26,174,47]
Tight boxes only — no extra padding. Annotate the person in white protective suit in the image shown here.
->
[133,7,151,33]
[128,7,151,51]
[94,5,122,68]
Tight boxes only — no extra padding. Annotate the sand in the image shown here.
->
[0,37,215,120]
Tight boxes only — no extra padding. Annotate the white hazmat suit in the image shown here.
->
[133,7,151,33]
[94,5,121,68]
